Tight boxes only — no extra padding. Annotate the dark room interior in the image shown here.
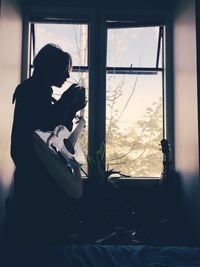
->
[1,0,200,266]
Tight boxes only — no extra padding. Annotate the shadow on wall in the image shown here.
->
[0,178,6,237]
[171,171,200,245]
[0,158,15,241]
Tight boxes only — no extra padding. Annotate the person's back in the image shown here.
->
[10,77,75,245]
[6,43,86,246]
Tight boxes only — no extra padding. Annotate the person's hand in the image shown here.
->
[59,83,86,112]
[70,86,86,112]
[60,83,79,103]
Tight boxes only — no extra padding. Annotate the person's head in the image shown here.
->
[33,43,72,87]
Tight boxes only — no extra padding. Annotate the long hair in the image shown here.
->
[33,43,72,74]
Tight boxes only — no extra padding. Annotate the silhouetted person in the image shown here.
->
[6,43,86,246]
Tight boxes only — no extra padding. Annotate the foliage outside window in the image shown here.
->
[106,26,164,177]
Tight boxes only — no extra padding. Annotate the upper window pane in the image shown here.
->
[107,26,159,68]
[34,23,88,66]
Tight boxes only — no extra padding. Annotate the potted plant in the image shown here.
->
[87,143,121,187]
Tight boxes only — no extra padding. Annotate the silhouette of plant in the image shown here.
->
[87,143,121,184]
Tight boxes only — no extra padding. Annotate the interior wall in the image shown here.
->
[172,0,200,235]
[0,0,22,236]
[196,0,200,169]
[21,0,171,9]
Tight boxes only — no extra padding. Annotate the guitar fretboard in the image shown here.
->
[68,118,85,146]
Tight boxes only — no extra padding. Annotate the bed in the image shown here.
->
[5,244,200,267]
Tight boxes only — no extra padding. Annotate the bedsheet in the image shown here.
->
[5,244,200,267]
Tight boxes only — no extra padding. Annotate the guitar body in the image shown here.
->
[33,119,85,199]
[47,125,85,167]
[34,119,85,169]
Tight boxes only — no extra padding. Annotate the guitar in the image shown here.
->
[160,139,170,183]
[33,116,86,199]
[35,117,85,167]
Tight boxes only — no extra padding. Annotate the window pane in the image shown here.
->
[34,23,88,176]
[106,73,163,177]
[35,23,88,66]
[107,27,159,68]
[158,31,163,68]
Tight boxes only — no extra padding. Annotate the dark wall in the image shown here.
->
[196,0,200,157]
[172,0,200,235]
[0,0,23,237]
[21,0,172,9]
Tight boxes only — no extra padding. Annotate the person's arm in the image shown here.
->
[11,94,40,168]
[53,84,86,131]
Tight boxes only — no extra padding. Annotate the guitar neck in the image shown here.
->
[161,138,170,181]
[68,118,85,146]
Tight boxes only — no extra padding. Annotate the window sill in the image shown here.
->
[82,176,161,186]
[111,177,160,186]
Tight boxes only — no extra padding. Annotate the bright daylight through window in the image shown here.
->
[30,21,164,178]
[106,25,164,178]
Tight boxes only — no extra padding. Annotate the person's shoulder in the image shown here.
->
[19,76,35,89]
[13,77,35,103]
[14,77,34,92]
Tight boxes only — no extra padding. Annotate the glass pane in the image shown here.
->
[106,73,163,177]
[35,23,88,66]
[158,31,163,68]
[107,26,159,68]
[34,23,88,176]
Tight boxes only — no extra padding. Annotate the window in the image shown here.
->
[106,24,164,178]
[29,16,165,179]
[29,21,89,175]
